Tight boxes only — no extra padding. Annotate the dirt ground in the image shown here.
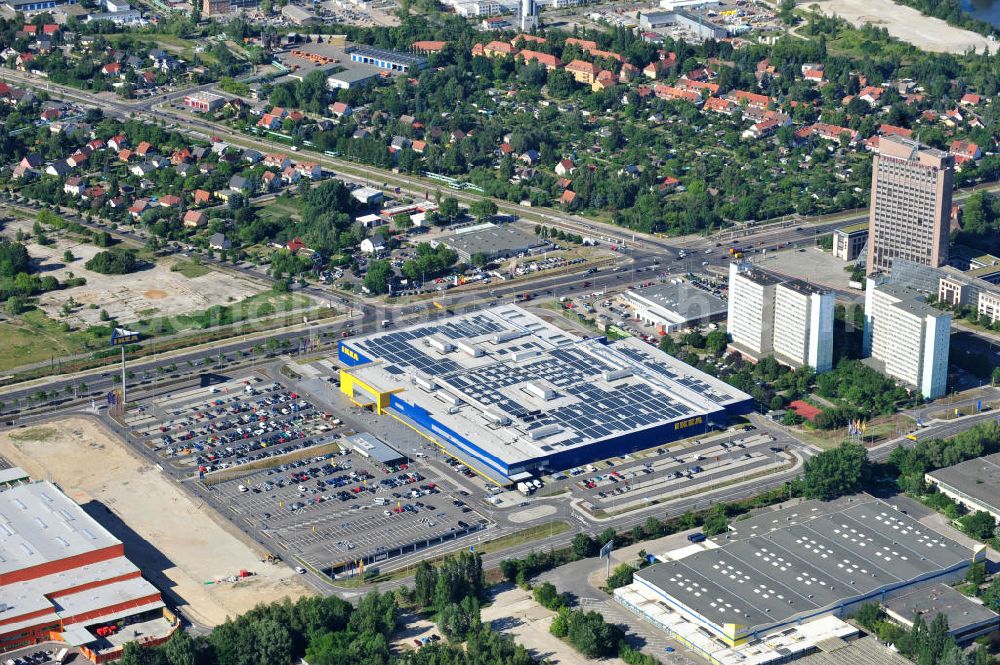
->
[481,587,627,665]
[0,417,312,627]
[808,0,1000,54]
[5,218,263,327]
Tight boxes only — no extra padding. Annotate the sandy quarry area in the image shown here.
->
[481,587,627,665]
[808,0,999,54]
[0,417,312,627]
[3,218,263,328]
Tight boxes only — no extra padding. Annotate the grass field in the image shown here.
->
[170,260,212,279]
[132,291,315,336]
[256,198,301,221]
[0,309,106,372]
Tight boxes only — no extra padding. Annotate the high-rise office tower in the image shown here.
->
[867,135,953,276]
[727,263,835,372]
[864,279,950,399]
[520,0,538,31]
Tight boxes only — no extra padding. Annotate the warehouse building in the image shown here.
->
[346,46,427,72]
[347,432,407,466]
[884,583,999,643]
[615,496,985,665]
[337,305,753,483]
[620,282,727,333]
[436,223,547,262]
[924,452,1000,522]
[0,482,176,662]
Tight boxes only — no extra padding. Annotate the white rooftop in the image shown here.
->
[0,481,121,575]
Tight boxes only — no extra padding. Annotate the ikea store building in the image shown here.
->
[337,305,752,484]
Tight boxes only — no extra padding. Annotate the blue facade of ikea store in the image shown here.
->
[337,340,753,481]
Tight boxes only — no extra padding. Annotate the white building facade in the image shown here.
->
[727,263,834,372]
[864,280,950,399]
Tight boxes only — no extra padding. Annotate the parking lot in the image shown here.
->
[125,370,494,578]
[210,447,488,576]
[128,376,342,476]
[540,428,794,514]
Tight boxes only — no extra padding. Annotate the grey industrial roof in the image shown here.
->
[347,432,406,464]
[343,305,751,470]
[797,636,912,665]
[926,452,1000,515]
[56,576,162,618]
[2,557,140,619]
[326,65,380,84]
[438,223,546,259]
[347,45,427,67]
[0,466,29,485]
[624,282,727,323]
[635,497,973,634]
[0,481,121,575]
[884,583,999,633]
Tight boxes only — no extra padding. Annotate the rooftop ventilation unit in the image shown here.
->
[428,336,454,354]
[525,382,555,401]
[492,330,525,344]
[484,410,511,426]
[415,376,437,391]
[512,350,539,362]
[455,340,483,357]
[529,424,562,440]
[604,368,632,381]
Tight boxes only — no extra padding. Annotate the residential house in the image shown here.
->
[560,189,577,206]
[483,41,518,58]
[281,166,301,185]
[45,161,71,177]
[555,159,576,176]
[209,233,231,250]
[135,141,152,157]
[566,59,598,85]
[129,162,157,177]
[296,162,322,179]
[263,153,291,170]
[101,62,122,76]
[64,176,84,196]
[193,189,212,206]
[519,150,540,165]
[107,135,128,151]
[260,170,279,192]
[182,210,207,228]
[518,49,562,70]
[242,149,263,164]
[359,237,386,254]
[960,93,982,106]
[411,140,427,154]
[158,194,181,208]
[950,140,982,165]
[858,86,885,106]
[257,113,282,130]
[128,198,150,218]
[229,175,251,193]
[329,101,352,118]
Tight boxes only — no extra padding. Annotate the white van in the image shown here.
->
[374,497,389,506]
[238,484,248,493]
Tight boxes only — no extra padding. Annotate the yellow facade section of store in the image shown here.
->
[339,369,400,414]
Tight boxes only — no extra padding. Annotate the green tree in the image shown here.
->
[571,533,598,558]
[163,629,198,665]
[0,240,30,278]
[439,197,460,223]
[469,198,498,221]
[533,581,567,610]
[705,329,728,355]
[63,249,75,263]
[5,296,26,315]
[959,511,996,540]
[253,618,293,665]
[471,252,488,269]
[364,260,393,295]
[802,443,870,500]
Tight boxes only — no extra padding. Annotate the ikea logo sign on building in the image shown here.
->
[338,342,369,366]
[674,416,703,431]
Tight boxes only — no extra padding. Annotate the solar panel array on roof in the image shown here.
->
[343,306,753,472]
